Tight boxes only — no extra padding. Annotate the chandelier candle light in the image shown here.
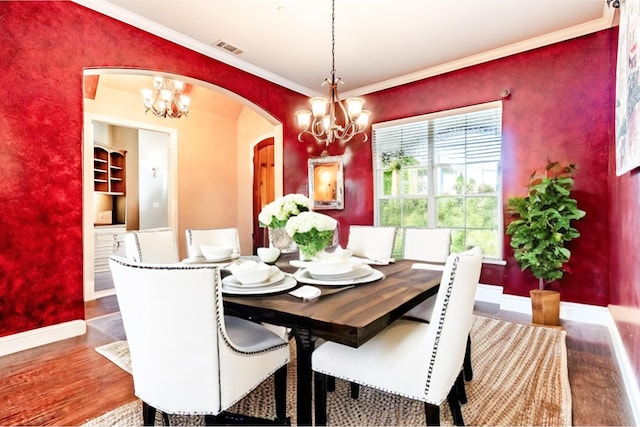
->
[142,77,191,118]
[295,0,371,148]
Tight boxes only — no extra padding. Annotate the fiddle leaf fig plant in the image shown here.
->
[506,161,586,290]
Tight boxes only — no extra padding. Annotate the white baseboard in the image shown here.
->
[0,320,86,357]
[607,314,640,426]
[476,284,639,425]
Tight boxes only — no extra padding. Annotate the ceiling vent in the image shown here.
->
[212,39,244,55]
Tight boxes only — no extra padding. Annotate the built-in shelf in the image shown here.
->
[93,145,126,194]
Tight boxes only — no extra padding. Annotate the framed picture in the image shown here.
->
[308,155,344,210]
[615,0,640,175]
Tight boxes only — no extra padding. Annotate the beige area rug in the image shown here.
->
[87,315,571,426]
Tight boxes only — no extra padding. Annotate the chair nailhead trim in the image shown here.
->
[424,254,459,397]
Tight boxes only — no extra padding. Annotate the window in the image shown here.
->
[372,101,503,259]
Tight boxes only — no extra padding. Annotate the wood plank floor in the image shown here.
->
[0,295,635,426]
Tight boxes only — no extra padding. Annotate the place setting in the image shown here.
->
[222,259,296,295]
[290,246,385,286]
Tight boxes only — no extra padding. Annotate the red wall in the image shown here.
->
[0,3,637,385]
[364,30,616,306]
[0,1,304,337]
[291,29,617,306]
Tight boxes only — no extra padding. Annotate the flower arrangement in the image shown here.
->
[285,211,337,260]
[258,194,312,228]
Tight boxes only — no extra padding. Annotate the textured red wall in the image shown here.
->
[608,125,640,385]
[361,30,616,306]
[0,1,306,337]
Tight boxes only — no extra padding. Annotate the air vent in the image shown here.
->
[212,39,244,55]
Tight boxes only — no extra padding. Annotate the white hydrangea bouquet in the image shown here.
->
[258,193,313,228]
[285,211,337,260]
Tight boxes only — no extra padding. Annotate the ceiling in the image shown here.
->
[78,0,616,97]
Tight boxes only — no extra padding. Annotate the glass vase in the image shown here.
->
[268,226,297,254]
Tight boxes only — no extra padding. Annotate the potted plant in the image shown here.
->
[506,161,586,326]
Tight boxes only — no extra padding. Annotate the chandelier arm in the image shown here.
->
[142,77,188,119]
[294,0,370,146]
[298,129,331,145]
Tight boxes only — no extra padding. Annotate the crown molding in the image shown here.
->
[72,0,313,95]
[345,3,617,97]
[74,0,617,99]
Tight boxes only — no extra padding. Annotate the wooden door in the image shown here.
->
[252,137,275,253]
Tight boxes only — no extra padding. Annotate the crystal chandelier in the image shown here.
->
[141,77,191,118]
[295,0,371,148]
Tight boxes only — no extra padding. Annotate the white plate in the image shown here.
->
[182,254,240,265]
[222,275,297,295]
[308,263,374,281]
[223,269,285,288]
[294,267,384,286]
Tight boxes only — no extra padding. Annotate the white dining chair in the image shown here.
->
[124,228,179,264]
[403,228,451,268]
[109,256,290,425]
[346,225,397,262]
[312,249,483,426]
[403,228,451,320]
[185,227,241,258]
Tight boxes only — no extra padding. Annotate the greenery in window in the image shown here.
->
[506,161,585,289]
[381,150,419,196]
[437,174,499,255]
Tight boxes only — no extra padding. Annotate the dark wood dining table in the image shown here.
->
[223,255,442,426]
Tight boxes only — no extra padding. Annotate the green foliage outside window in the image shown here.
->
[380,168,499,257]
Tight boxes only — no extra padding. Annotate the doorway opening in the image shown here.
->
[252,137,275,253]
[83,114,178,301]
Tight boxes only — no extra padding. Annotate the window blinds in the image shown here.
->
[372,102,502,168]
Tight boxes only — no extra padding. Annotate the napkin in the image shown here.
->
[289,285,322,301]
[411,262,445,271]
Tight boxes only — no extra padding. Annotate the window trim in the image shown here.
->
[371,100,504,260]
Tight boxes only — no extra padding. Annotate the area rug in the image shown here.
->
[87,315,571,426]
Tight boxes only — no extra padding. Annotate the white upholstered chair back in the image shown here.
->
[423,247,482,403]
[402,228,452,320]
[403,228,451,262]
[124,228,179,263]
[185,228,241,258]
[346,225,397,261]
[108,256,290,416]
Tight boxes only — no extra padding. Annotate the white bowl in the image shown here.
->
[305,260,354,276]
[305,246,354,275]
[228,260,273,285]
[257,247,280,263]
[200,245,233,260]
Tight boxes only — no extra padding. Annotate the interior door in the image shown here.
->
[252,137,275,253]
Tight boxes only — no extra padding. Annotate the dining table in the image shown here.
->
[223,254,442,426]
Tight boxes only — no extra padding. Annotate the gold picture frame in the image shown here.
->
[308,155,344,210]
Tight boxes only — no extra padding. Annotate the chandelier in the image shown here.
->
[295,0,371,147]
[141,77,190,118]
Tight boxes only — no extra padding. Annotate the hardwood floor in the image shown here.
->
[0,295,635,426]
